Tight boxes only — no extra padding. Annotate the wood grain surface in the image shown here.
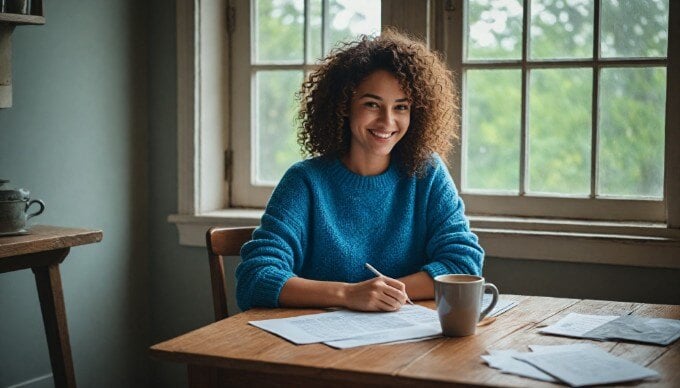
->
[151,296,680,387]
[0,224,102,258]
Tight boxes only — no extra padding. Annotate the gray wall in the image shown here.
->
[147,1,217,386]
[0,1,149,387]
[1,1,678,387]
[484,258,680,305]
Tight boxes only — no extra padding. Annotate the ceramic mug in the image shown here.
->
[0,198,45,234]
[434,274,499,337]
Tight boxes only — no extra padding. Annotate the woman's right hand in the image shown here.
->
[342,276,408,311]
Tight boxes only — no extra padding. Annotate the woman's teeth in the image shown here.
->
[369,129,394,139]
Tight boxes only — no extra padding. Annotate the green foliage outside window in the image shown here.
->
[464,0,668,198]
[251,0,667,198]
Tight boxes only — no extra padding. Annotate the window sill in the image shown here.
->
[168,210,680,269]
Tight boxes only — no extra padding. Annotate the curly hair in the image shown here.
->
[297,29,458,177]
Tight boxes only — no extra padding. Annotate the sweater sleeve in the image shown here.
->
[421,158,484,279]
[235,166,309,311]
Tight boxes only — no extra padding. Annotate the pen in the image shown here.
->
[364,263,415,305]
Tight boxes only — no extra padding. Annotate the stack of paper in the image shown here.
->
[250,304,441,348]
[540,313,680,346]
[483,344,659,387]
[249,296,519,349]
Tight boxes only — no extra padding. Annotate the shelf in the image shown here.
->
[0,2,46,108]
[0,13,45,25]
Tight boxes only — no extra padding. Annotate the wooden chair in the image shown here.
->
[205,226,256,321]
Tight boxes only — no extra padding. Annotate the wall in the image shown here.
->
[0,1,149,387]
[484,258,680,305]
[147,1,218,386]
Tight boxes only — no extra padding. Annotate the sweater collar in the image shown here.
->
[326,157,401,190]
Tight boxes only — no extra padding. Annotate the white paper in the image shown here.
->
[483,294,518,318]
[584,315,680,345]
[528,343,596,353]
[249,304,439,344]
[513,344,659,387]
[325,322,441,349]
[327,295,518,349]
[250,295,517,347]
[539,313,618,338]
[482,349,557,382]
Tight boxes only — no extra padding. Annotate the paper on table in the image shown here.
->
[528,343,597,353]
[482,349,558,382]
[584,315,680,346]
[251,295,516,347]
[329,296,518,348]
[513,344,659,387]
[482,344,594,383]
[539,313,618,338]
[483,294,518,317]
[325,322,441,349]
[249,304,438,344]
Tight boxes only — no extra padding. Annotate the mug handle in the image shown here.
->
[25,199,46,220]
[479,283,499,321]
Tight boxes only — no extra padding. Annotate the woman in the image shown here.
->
[236,30,483,312]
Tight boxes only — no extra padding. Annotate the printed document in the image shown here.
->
[249,304,438,344]
[484,293,518,317]
[250,295,519,347]
[513,343,659,387]
[584,315,680,346]
[482,349,558,382]
[325,322,441,349]
[539,313,680,346]
[539,313,618,338]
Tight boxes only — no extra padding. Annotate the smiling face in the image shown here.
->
[343,70,411,176]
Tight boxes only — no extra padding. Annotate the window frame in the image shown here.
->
[444,0,676,223]
[229,0,416,207]
[170,0,680,269]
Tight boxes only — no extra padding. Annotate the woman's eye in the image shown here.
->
[364,102,379,109]
[395,104,410,111]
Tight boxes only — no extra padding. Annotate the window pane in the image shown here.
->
[325,0,381,56]
[598,67,665,198]
[528,68,592,195]
[307,0,323,62]
[464,69,521,192]
[465,0,523,61]
[255,0,304,63]
[530,0,594,59]
[600,0,669,58]
[255,71,304,184]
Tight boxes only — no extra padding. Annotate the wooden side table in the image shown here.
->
[0,225,103,388]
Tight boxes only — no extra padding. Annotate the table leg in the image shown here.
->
[32,256,76,388]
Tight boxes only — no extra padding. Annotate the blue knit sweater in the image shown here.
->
[235,155,484,311]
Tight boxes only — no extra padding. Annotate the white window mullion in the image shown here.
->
[443,0,464,189]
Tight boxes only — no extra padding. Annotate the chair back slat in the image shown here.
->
[208,227,256,256]
[205,226,256,320]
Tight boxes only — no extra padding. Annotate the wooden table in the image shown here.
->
[0,225,103,388]
[151,295,679,387]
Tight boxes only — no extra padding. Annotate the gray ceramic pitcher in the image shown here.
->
[0,179,46,235]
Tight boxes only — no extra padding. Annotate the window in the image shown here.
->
[230,0,381,207]
[172,0,679,268]
[445,0,673,222]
